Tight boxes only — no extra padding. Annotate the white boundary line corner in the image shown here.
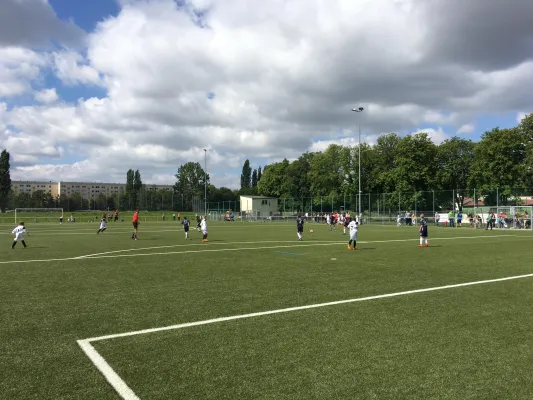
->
[78,271,533,400]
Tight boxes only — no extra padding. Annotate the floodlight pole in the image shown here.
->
[203,149,207,216]
[351,107,364,219]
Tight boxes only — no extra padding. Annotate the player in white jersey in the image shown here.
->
[200,216,208,242]
[347,220,358,250]
[97,214,107,234]
[11,222,29,249]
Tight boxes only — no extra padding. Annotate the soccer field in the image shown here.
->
[2,220,533,399]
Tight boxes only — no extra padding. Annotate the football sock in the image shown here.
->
[12,241,16,249]
[21,240,26,248]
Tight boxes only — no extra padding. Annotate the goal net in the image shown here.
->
[14,208,64,224]
[492,206,533,230]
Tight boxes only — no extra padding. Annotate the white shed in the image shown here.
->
[240,196,278,216]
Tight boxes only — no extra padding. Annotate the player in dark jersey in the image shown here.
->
[181,216,190,239]
[196,214,201,231]
[418,213,428,247]
[296,215,304,240]
[343,213,350,235]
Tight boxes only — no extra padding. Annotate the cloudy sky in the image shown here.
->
[1,0,532,188]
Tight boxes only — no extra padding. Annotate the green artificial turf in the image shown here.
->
[1,220,533,399]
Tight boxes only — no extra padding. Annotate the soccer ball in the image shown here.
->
[309,229,314,233]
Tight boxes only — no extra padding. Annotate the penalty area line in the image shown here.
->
[78,271,533,400]
[85,271,533,342]
[77,340,140,400]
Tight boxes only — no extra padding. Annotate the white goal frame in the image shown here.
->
[14,208,64,223]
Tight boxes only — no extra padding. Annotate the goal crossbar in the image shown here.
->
[14,208,64,223]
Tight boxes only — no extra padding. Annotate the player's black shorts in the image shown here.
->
[297,225,303,233]
[133,222,138,229]
[184,227,189,232]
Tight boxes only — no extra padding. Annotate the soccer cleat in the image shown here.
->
[347,245,351,250]
[418,244,423,247]
[425,243,429,247]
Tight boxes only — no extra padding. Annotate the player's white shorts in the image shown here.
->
[14,233,23,241]
[350,233,358,241]
[202,229,208,235]
[100,223,106,229]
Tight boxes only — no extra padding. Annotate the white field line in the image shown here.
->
[78,271,533,400]
[79,234,519,260]
[0,234,519,265]
[77,340,140,400]
[77,240,338,258]
[85,271,533,342]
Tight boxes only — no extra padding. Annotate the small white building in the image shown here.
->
[240,196,278,216]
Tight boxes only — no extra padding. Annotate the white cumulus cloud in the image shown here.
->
[457,123,475,134]
[34,88,58,104]
[1,0,533,188]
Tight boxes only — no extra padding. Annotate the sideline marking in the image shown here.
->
[273,251,304,256]
[0,234,519,265]
[78,272,533,400]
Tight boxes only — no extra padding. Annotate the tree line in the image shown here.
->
[1,113,531,213]
[172,158,265,210]
[256,113,533,212]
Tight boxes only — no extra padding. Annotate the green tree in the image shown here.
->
[469,127,528,205]
[106,196,116,210]
[125,169,134,209]
[0,150,12,211]
[435,137,476,211]
[240,159,252,190]
[257,159,290,197]
[31,190,45,208]
[372,133,402,194]
[133,169,143,208]
[308,145,343,197]
[257,166,262,183]
[251,169,258,188]
[286,152,315,211]
[13,192,31,208]
[392,133,438,212]
[518,113,533,187]
[287,152,314,198]
[96,193,107,210]
[174,162,209,210]
[42,191,55,208]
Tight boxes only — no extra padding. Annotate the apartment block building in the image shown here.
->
[12,181,174,200]
[12,181,59,198]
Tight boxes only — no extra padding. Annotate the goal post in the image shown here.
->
[494,206,533,230]
[14,208,64,224]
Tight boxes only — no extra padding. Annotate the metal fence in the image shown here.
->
[7,187,533,217]
[213,188,533,216]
